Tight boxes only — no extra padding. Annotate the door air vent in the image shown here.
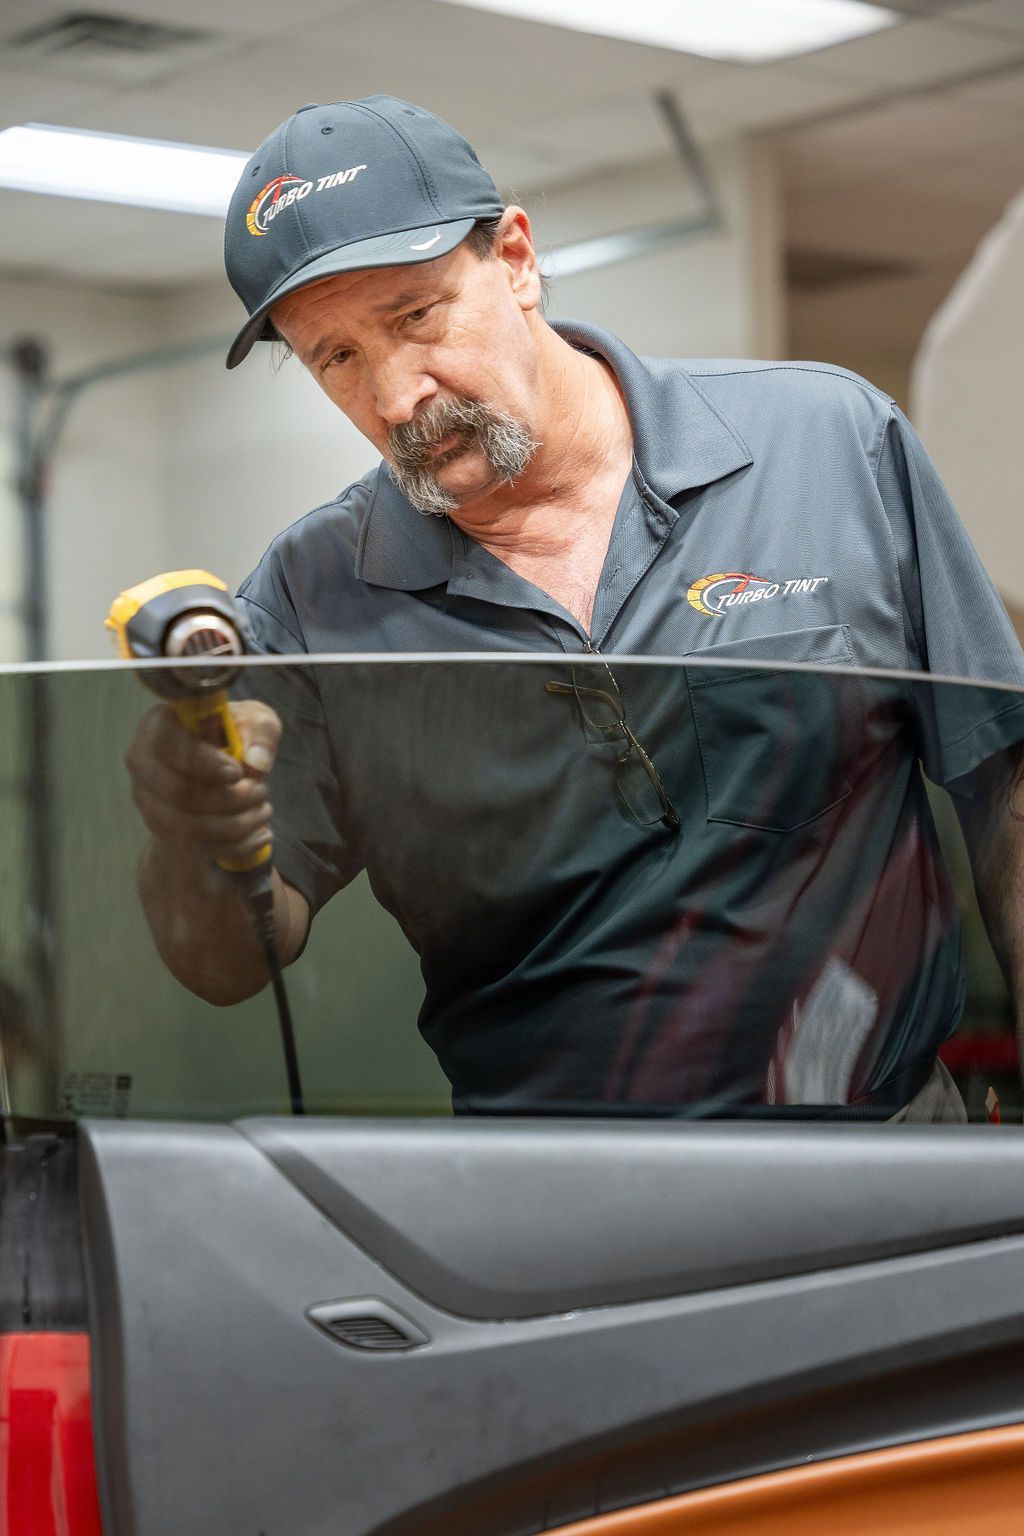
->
[307,1298,430,1353]
[329,1316,413,1350]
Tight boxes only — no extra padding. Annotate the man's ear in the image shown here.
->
[498,206,543,313]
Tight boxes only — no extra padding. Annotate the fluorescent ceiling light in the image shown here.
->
[434,0,899,62]
[0,124,248,215]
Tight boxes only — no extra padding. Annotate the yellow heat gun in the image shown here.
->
[107,569,304,1113]
[106,569,270,878]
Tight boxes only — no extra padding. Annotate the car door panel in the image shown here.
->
[79,1118,1024,1536]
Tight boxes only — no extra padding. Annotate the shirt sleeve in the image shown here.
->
[236,573,363,915]
[876,403,1024,788]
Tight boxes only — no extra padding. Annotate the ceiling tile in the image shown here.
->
[302,0,713,127]
[0,68,116,131]
[942,1,1024,34]
[507,92,707,196]
[0,1,67,43]
[878,1,966,11]
[676,60,885,137]
[55,2,745,182]
[808,15,1024,85]
[787,146,1024,264]
[50,33,383,150]
[779,86,1024,193]
[946,68,1024,114]
[0,0,366,44]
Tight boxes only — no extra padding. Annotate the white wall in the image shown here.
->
[911,188,1024,610]
[543,138,784,360]
[0,277,168,661]
[1,134,785,658]
[153,282,372,598]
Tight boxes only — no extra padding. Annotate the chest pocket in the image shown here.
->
[686,624,860,833]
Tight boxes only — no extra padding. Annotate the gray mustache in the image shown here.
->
[389,399,489,469]
[386,395,539,517]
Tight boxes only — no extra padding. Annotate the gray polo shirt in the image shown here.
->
[238,320,1024,1115]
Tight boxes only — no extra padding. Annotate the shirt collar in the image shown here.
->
[356,319,753,592]
[356,469,455,592]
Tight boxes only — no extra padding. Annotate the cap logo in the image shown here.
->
[409,230,441,251]
[246,165,368,237]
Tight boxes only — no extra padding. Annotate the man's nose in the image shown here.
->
[370,349,436,426]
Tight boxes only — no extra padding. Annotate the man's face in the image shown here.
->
[271,212,543,515]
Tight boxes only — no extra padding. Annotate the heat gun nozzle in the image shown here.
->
[164,610,245,692]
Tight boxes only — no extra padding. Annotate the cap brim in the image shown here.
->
[225,217,476,369]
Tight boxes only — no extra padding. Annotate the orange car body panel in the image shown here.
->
[555,1424,1024,1535]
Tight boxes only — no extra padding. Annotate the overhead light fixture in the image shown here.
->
[0,124,248,216]
[433,0,899,62]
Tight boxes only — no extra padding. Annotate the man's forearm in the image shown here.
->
[138,840,302,1005]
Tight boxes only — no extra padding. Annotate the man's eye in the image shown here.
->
[325,349,352,368]
[402,304,434,326]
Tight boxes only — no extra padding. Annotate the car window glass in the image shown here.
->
[0,655,1019,1126]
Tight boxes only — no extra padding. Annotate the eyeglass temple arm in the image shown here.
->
[544,680,622,714]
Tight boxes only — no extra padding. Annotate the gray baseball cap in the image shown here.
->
[224,96,504,369]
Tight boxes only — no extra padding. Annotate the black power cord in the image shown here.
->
[236,870,305,1115]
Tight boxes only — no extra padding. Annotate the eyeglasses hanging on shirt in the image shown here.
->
[545,649,680,832]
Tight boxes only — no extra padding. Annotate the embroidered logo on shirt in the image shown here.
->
[687,571,829,618]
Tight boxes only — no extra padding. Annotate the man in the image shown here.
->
[127,96,1024,1120]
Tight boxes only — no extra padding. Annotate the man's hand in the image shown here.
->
[125,699,310,1003]
[125,699,282,867]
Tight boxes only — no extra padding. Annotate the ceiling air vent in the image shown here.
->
[5,12,222,85]
[307,1298,430,1353]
